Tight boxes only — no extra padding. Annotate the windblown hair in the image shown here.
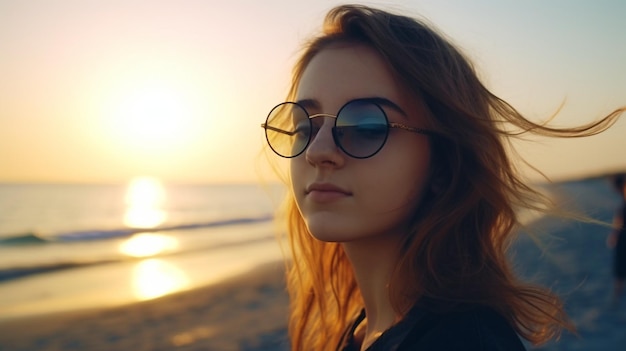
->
[277,5,624,351]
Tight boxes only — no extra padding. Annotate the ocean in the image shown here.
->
[0,180,286,320]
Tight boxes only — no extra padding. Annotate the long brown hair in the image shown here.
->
[275,5,624,351]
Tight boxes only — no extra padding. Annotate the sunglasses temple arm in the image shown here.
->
[261,124,297,136]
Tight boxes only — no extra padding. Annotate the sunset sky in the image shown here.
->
[1,0,625,184]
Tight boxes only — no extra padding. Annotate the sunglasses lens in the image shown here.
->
[335,101,388,158]
[265,102,310,157]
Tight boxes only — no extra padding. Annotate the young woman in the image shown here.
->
[261,5,624,351]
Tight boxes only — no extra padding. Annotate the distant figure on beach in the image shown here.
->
[608,174,626,305]
[261,5,625,351]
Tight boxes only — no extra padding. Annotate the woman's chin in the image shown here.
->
[305,222,352,243]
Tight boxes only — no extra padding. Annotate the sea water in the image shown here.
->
[0,181,286,320]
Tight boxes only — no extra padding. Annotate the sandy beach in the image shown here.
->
[0,261,290,351]
[1,176,626,351]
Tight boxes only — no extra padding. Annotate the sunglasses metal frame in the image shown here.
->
[261,100,434,159]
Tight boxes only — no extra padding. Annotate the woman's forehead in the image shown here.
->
[295,44,402,107]
[295,44,430,124]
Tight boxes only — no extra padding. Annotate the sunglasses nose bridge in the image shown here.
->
[309,113,338,137]
[309,113,337,121]
[306,114,341,154]
[309,113,337,137]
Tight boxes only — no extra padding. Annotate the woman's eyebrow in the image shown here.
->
[295,97,407,116]
[358,97,407,117]
[295,98,320,111]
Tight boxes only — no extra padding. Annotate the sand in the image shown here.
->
[0,261,290,351]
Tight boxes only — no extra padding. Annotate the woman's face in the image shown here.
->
[290,43,433,243]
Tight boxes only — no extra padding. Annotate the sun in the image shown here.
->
[122,87,187,141]
[91,66,225,179]
[107,82,194,150]
[95,68,215,158]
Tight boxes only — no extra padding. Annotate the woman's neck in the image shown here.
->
[342,233,406,350]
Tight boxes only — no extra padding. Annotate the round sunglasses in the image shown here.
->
[261,99,434,158]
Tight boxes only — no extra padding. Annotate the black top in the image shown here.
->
[337,303,526,351]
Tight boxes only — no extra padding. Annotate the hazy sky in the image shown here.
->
[1,0,625,184]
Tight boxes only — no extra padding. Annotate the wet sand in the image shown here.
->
[0,261,290,351]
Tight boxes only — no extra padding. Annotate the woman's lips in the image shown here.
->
[305,183,351,203]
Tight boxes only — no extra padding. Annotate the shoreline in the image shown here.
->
[0,237,284,321]
[0,260,290,351]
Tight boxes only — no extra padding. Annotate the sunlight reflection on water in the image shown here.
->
[123,176,168,228]
[119,232,179,257]
[121,177,190,301]
[131,258,190,300]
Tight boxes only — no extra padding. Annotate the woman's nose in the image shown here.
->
[304,119,345,167]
